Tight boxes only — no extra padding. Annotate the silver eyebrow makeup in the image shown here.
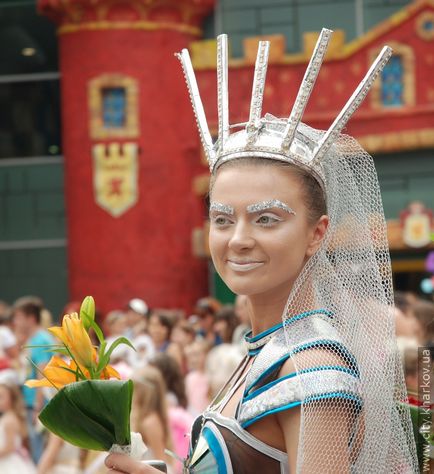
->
[246,199,296,215]
[209,202,235,215]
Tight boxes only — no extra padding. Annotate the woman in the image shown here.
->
[106,30,418,473]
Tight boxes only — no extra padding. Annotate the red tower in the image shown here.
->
[38,0,215,313]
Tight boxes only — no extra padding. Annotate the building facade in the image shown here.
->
[0,0,432,315]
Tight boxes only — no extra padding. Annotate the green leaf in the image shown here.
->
[104,337,136,361]
[39,379,133,451]
[80,296,95,332]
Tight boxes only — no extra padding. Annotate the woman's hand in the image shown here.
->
[105,453,164,474]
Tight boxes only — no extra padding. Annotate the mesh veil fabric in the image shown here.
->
[281,124,419,473]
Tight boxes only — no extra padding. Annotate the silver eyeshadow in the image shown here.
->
[246,199,296,215]
[210,199,295,216]
[209,202,234,215]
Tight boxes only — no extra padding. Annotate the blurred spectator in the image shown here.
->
[394,306,424,344]
[171,321,196,374]
[126,298,149,339]
[150,354,193,467]
[410,299,434,346]
[184,341,210,416]
[37,432,81,474]
[104,310,133,379]
[0,306,19,371]
[194,297,222,346]
[129,334,155,370]
[0,380,35,473]
[214,305,239,344]
[206,343,244,399]
[232,295,251,345]
[148,312,182,365]
[171,321,196,349]
[12,301,54,463]
[131,366,173,468]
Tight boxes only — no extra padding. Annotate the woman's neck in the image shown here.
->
[247,292,289,336]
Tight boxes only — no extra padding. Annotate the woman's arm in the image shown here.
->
[37,433,63,474]
[277,353,353,473]
[141,413,168,462]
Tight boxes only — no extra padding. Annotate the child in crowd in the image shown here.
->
[0,381,35,474]
[131,366,173,470]
[184,341,210,416]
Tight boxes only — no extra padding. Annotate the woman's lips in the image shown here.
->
[227,260,264,272]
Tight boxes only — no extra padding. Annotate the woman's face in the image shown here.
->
[209,164,327,301]
[148,315,169,345]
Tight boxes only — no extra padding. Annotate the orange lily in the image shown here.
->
[25,356,81,389]
[25,355,121,389]
[48,313,95,368]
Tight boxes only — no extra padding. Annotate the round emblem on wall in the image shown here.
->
[416,11,434,41]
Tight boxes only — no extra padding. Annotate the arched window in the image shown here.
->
[380,55,404,107]
[370,43,414,109]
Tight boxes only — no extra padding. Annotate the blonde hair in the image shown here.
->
[131,366,171,448]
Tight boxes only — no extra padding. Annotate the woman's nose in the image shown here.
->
[228,220,255,251]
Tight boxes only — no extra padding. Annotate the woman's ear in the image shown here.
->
[306,215,329,257]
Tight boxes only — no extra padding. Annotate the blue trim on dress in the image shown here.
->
[247,347,263,357]
[304,391,363,408]
[290,339,359,376]
[244,309,333,346]
[283,309,333,327]
[244,353,291,395]
[244,364,360,402]
[299,364,360,379]
[241,391,363,428]
[244,371,299,401]
[202,426,227,474]
[244,321,283,344]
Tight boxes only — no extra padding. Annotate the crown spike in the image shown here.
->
[281,28,333,152]
[312,46,393,162]
[246,41,270,143]
[217,34,230,150]
[176,49,216,168]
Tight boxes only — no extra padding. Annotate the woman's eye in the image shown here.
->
[211,215,232,226]
[256,214,281,226]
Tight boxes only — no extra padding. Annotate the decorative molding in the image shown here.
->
[358,128,434,153]
[59,20,202,36]
[38,0,215,36]
[192,0,434,69]
[369,42,415,109]
[88,74,139,140]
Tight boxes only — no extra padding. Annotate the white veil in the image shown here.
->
[283,125,419,473]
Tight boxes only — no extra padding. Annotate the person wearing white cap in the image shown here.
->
[126,298,149,339]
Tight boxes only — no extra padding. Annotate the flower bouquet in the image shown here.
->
[26,296,144,456]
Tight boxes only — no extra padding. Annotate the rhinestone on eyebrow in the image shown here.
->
[209,202,235,215]
[246,199,296,215]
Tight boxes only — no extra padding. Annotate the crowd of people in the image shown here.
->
[0,291,432,473]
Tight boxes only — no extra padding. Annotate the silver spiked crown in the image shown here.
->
[176,29,392,187]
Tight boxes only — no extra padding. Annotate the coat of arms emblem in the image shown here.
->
[92,142,138,217]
